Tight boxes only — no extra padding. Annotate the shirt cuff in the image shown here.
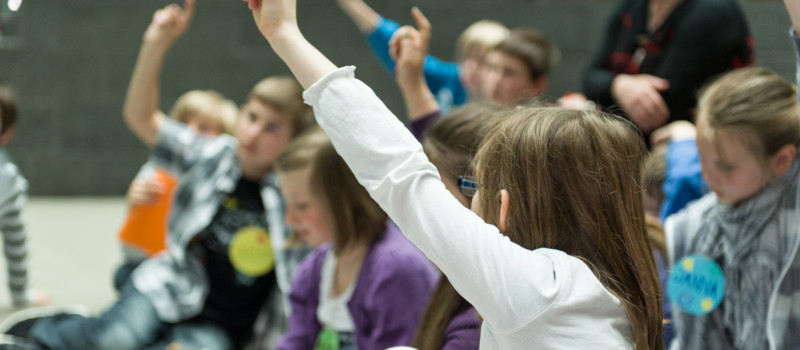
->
[303,66,357,107]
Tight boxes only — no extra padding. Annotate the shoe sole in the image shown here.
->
[0,304,91,335]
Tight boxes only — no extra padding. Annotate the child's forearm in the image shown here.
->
[336,0,381,33]
[399,78,439,122]
[123,41,168,148]
[124,1,194,148]
[267,29,339,90]
[785,0,800,34]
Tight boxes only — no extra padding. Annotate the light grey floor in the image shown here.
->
[0,197,126,321]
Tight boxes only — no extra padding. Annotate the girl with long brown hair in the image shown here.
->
[245,1,663,348]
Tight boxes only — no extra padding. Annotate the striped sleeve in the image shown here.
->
[0,162,29,307]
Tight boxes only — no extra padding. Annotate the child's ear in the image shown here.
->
[498,189,509,233]
[770,144,798,178]
[0,125,15,146]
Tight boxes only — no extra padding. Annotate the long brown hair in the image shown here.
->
[413,103,504,349]
[276,127,387,254]
[473,107,663,350]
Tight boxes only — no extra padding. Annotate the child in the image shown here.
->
[5,2,313,349]
[481,28,559,106]
[245,0,663,349]
[115,89,238,289]
[665,66,800,348]
[391,13,503,348]
[275,127,438,349]
[336,0,508,109]
[0,84,49,310]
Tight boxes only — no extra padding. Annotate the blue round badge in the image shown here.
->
[667,254,725,316]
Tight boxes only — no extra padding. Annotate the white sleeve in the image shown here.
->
[305,67,562,331]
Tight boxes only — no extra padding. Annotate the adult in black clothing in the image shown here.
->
[582,0,754,134]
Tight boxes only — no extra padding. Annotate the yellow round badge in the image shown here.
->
[229,226,274,277]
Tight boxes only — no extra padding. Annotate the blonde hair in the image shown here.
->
[276,127,387,254]
[248,76,314,138]
[697,67,800,161]
[493,28,559,80]
[473,107,663,350]
[455,20,509,62]
[169,90,238,134]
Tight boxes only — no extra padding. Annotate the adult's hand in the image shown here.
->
[612,74,670,133]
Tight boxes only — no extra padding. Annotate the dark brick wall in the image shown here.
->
[0,0,792,195]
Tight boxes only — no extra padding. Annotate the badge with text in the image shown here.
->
[667,254,725,316]
[229,226,274,277]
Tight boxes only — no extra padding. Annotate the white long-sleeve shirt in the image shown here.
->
[305,67,634,349]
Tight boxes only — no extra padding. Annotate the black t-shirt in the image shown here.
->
[190,177,277,346]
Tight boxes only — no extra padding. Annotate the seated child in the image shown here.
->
[0,84,49,309]
[275,127,438,349]
[390,14,505,348]
[666,65,800,348]
[245,1,664,348]
[480,28,559,106]
[115,89,238,289]
[3,2,313,349]
[336,0,508,109]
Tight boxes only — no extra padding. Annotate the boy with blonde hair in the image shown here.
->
[114,89,237,289]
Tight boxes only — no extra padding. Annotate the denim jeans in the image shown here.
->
[29,283,232,350]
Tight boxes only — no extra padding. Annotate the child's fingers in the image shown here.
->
[389,26,412,61]
[182,0,196,22]
[389,31,401,61]
[410,7,431,43]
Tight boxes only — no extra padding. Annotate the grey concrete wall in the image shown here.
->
[0,0,793,195]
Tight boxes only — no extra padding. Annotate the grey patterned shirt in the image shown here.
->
[131,118,304,325]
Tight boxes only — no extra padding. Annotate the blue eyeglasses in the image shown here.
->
[457,175,479,198]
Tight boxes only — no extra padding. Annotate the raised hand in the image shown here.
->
[389,7,439,121]
[245,0,299,41]
[611,73,670,133]
[143,0,196,48]
[390,7,430,89]
[243,0,338,89]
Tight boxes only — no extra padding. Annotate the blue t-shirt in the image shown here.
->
[661,139,707,221]
[367,17,468,112]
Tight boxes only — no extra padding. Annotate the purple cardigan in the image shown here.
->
[441,306,481,350]
[277,222,438,350]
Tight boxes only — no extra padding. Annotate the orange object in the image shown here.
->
[117,168,178,257]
